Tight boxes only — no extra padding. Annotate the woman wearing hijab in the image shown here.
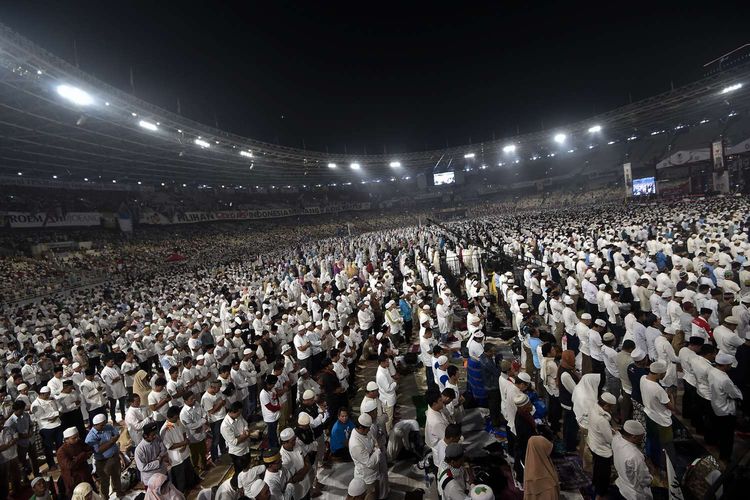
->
[557,350,580,452]
[70,483,102,500]
[523,436,560,500]
[144,473,186,500]
[571,373,600,455]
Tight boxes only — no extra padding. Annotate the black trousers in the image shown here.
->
[547,395,561,434]
[486,389,502,427]
[713,413,737,461]
[562,408,579,452]
[170,458,200,493]
[229,453,251,476]
[591,451,613,497]
[682,383,696,421]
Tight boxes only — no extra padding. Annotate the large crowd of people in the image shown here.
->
[0,192,748,500]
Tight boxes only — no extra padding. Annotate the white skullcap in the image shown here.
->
[650,361,667,374]
[63,427,78,438]
[422,305,430,310]
[517,372,531,384]
[603,332,615,342]
[40,386,51,394]
[358,414,373,427]
[92,414,107,425]
[580,313,592,320]
[470,484,495,500]
[563,297,574,305]
[594,319,607,327]
[437,355,448,365]
[601,392,617,405]
[725,316,739,325]
[17,383,27,391]
[243,348,253,355]
[248,479,266,498]
[299,368,307,375]
[281,344,291,353]
[302,390,316,400]
[631,348,647,361]
[366,381,378,391]
[361,397,378,414]
[348,478,367,496]
[623,420,645,435]
[716,352,736,365]
[297,412,311,426]
[280,428,295,442]
[519,303,529,310]
[513,393,530,406]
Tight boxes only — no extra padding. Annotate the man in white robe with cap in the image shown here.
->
[613,420,653,499]
[349,413,380,500]
[709,352,743,462]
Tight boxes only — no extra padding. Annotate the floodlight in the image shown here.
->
[553,133,566,144]
[350,163,361,170]
[503,145,516,153]
[138,120,158,131]
[56,84,94,106]
[327,163,337,169]
[464,153,475,159]
[587,125,602,133]
[389,161,401,168]
[721,83,742,94]
[194,138,210,148]
[239,150,253,158]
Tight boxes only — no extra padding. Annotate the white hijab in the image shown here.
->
[572,373,600,429]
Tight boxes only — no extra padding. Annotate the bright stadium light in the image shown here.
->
[327,163,337,169]
[56,84,94,106]
[194,138,210,148]
[138,120,158,131]
[588,124,602,133]
[464,153,475,159]
[721,83,743,94]
[52,175,58,179]
[239,150,253,158]
[503,144,516,153]
[350,163,361,170]
[553,133,566,144]
[84,177,89,181]
[389,161,401,168]
[17,172,22,176]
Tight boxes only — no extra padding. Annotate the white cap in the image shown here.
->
[297,413,311,426]
[594,319,607,327]
[603,332,615,342]
[437,355,448,366]
[361,397,378,414]
[470,484,495,500]
[40,386,51,394]
[358,414,373,427]
[92,414,107,425]
[513,393,530,406]
[243,348,253,355]
[517,372,531,384]
[302,389,316,400]
[580,313,592,320]
[725,316,739,325]
[716,352,736,365]
[563,297,574,305]
[281,344,291,353]
[366,381,378,391]
[348,478,367,496]
[601,392,617,405]
[631,348,647,361]
[63,427,78,438]
[280,428,295,442]
[248,479,266,498]
[650,361,667,374]
[623,420,645,435]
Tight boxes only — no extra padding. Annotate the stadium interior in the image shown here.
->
[2,14,750,500]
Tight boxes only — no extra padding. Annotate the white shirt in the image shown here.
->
[180,403,207,442]
[293,333,312,360]
[220,414,250,456]
[692,356,713,400]
[653,336,679,387]
[349,429,380,484]
[613,434,653,500]
[425,406,449,451]
[160,420,190,465]
[587,405,614,458]
[376,365,397,406]
[708,367,743,416]
[678,347,697,387]
[201,391,227,423]
[713,325,745,358]
[259,388,280,422]
[101,365,127,399]
[30,397,61,430]
[589,329,604,361]
[640,378,672,427]
[281,442,311,499]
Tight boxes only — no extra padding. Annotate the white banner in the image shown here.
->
[6,212,101,228]
[656,149,711,169]
[728,136,750,154]
[623,162,632,197]
[712,140,725,171]
[140,203,372,225]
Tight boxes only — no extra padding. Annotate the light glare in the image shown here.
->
[350,163,361,170]
[588,125,602,133]
[239,150,253,158]
[194,138,210,148]
[138,120,158,131]
[327,163,337,169]
[389,161,401,168]
[503,144,516,153]
[464,153,475,159]
[56,84,94,106]
[721,83,743,94]
[553,133,566,144]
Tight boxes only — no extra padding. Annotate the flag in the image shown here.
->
[665,449,684,500]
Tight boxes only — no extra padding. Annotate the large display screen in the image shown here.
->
[632,176,656,196]
[433,171,455,186]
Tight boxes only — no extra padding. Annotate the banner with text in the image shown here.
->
[140,203,372,225]
[6,212,102,228]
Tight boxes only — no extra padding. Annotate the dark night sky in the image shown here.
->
[1,1,748,153]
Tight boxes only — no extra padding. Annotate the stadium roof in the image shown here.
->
[0,22,749,188]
